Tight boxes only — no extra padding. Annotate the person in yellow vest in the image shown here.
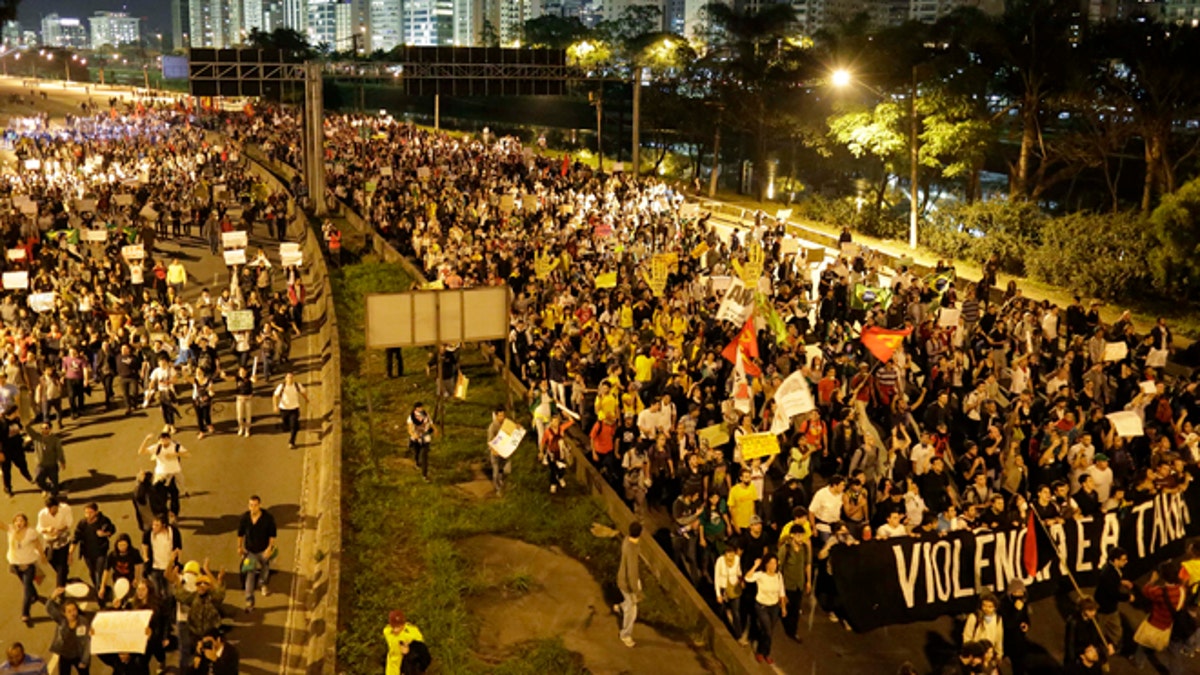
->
[383,609,427,675]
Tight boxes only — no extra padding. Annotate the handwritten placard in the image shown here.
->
[226,310,255,332]
[737,432,781,461]
[223,249,247,266]
[281,250,303,267]
[81,229,107,243]
[6,248,26,261]
[28,292,55,313]
[91,610,154,654]
[221,231,248,248]
[2,271,28,289]
[121,244,145,260]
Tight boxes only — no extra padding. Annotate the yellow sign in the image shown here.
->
[733,241,764,286]
[737,432,781,461]
[534,250,557,280]
[691,242,710,259]
[643,256,669,297]
[595,271,617,289]
[697,423,730,449]
[423,280,445,290]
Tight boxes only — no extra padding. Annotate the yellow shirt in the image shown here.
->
[594,392,619,423]
[383,624,425,675]
[778,519,814,545]
[634,354,654,382]
[166,263,187,285]
[727,483,759,530]
[619,305,634,330]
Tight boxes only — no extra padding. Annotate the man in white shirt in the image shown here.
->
[1084,453,1115,504]
[808,476,846,546]
[910,432,937,476]
[875,510,909,540]
[273,372,308,449]
[636,399,670,441]
[37,495,73,588]
[141,513,182,596]
[1067,435,1095,491]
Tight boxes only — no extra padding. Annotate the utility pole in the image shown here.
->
[909,65,919,250]
[631,66,641,178]
[304,61,327,216]
[143,64,150,92]
[708,104,723,198]
[590,88,603,174]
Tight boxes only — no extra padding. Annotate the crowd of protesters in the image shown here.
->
[218,107,1200,673]
[0,101,308,674]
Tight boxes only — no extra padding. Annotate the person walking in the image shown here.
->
[28,422,66,496]
[384,610,430,675]
[487,407,511,496]
[37,495,73,588]
[2,513,46,624]
[614,521,643,647]
[139,432,189,498]
[237,495,277,612]
[71,502,114,591]
[777,527,810,642]
[166,258,187,298]
[1,406,34,497]
[234,365,256,437]
[272,371,307,449]
[1132,562,1185,670]
[141,514,182,597]
[46,587,92,674]
[745,554,787,664]
[192,371,215,440]
[1094,547,1133,651]
[406,403,433,481]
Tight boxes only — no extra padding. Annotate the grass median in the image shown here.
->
[334,261,704,674]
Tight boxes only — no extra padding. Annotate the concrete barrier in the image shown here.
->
[239,144,341,675]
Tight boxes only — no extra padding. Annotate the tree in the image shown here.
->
[1149,176,1200,298]
[1028,211,1152,300]
[0,0,18,24]
[522,16,589,49]
[480,20,500,47]
[246,28,315,60]
[595,5,664,52]
[828,102,907,213]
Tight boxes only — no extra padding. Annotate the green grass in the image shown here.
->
[334,261,700,673]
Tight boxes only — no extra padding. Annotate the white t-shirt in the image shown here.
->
[149,528,174,570]
[274,381,305,410]
[911,443,936,476]
[745,570,786,606]
[809,487,843,528]
[1085,464,1114,503]
[6,527,41,565]
[151,441,185,477]
[876,522,909,540]
[37,504,74,549]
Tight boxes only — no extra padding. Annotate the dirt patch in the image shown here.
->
[460,535,714,675]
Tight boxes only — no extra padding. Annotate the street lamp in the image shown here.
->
[831,67,920,250]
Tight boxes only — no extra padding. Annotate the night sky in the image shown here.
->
[17,1,169,39]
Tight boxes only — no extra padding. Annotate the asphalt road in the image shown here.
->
[0,79,315,675]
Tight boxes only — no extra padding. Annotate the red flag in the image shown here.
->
[860,326,912,363]
[722,318,761,377]
[560,155,570,177]
[1023,508,1039,578]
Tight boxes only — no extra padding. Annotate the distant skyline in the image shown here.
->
[16,1,167,39]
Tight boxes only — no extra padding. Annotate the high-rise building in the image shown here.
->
[89,11,142,50]
[2,20,22,47]
[404,0,456,44]
[244,0,267,33]
[454,0,485,44]
[263,1,287,31]
[308,0,341,46]
[371,0,404,51]
[41,14,90,48]
[1162,0,1200,23]
[170,0,190,51]
[284,0,310,33]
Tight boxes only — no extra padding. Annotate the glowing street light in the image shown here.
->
[831,68,852,89]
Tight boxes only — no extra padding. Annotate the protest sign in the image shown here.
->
[1140,380,1158,395]
[489,419,526,459]
[121,244,145,260]
[281,250,303,267]
[697,423,730,449]
[938,308,961,328]
[28,292,55,313]
[523,194,538,211]
[2,272,28,290]
[594,271,617,289]
[223,249,247,266]
[226,310,255,332]
[454,372,470,400]
[18,201,36,216]
[680,203,700,218]
[115,194,134,206]
[82,229,107,243]
[691,242,710,259]
[1107,411,1144,438]
[75,198,97,213]
[23,159,39,171]
[831,483,1200,632]
[716,277,754,324]
[499,195,515,213]
[1103,342,1128,362]
[770,371,816,434]
[417,167,431,181]
[709,276,733,294]
[140,205,159,221]
[737,432,781,461]
[780,239,800,255]
[775,208,793,221]
[6,248,25,261]
[380,166,393,177]
[221,231,248,248]
[806,248,825,264]
[91,610,154,654]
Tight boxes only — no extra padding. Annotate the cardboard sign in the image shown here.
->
[6,248,25,261]
[488,418,526,459]
[499,195,514,213]
[226,310,255,332]
[281,250,303,267]
[115,194,134,206]
[417,167,431,181]
[221,231,248,248]
[807,248,826,264]
[280,242,301,255]
[223,249,247,266]
[1107,411,1144,438]
[737,432,781,461]
[121,244,145,260]
[2,271,28,289]
[523,194,538,211]
[380,166,393,177]
[82,229,107,243]
[90,609,154,655]
[780,239,799,255]
[1104,342,1129,362]
[841,242,861,258]
[75,198,97,213]
[938,308,961,328]
[1140,380,1159,395]
[775,208,793,221]
[697,423,730,449]
[679,203,700,219]
[691,242,711,259]
[28,292,55,313]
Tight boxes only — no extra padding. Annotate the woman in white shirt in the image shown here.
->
[3,513,46,623]
[713,544,746,644]
[962,593,1005,660]
[744,554,787,665]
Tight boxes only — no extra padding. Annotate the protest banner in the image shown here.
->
[28,292,55,313]
[223,249,247,266]
[91,610,154,654]
[489,419,526,458]
[221,231,248,248]
[716,277,754,324]
[831,483,1200,632]
[697,423,730,449]
[226,310,255,332]
[121,244,145,260]
[737,432,781,461]
[2,271,28,290]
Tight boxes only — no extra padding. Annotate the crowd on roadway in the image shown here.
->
[0,101,312,674]
[219,107,1200,674]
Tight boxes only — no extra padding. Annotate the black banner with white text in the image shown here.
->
[831,485,1200,631]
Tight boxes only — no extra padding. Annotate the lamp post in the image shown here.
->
[831,67,920,250]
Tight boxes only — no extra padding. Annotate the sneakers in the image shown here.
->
[261,586,270,597]
[828,612,839,622]
[755,654,765,663]
[558,478,566,488]
[550,485,557,494]
[620,636,635,648]
[765,657,775,665]
[611,604,621,615]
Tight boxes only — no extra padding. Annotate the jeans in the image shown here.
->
[40,397,63,427]
[720,597,744,639]
[177,620,194,674]
[36,464,60,495]
[243,550,272,604]
[57,657,87,674]
[85,553,106,590]
[1,448,33,492]
[48,545,69,588]
[11,563,36,617]
[65,378,85,416]
[195,403,212,432]
[411,441,430,479]
[236,396,253,431]
[619,589,638,640]
[490,452,510,493]
[754,602,781,657]
[281,407,300,445]
[120,377,139,411]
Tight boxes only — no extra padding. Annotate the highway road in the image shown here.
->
[0,78,316,675]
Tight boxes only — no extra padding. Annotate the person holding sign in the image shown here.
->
[487,408,512,496]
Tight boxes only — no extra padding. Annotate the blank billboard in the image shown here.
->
[365,286,510,349]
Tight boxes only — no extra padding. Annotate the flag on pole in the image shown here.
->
[1023,508,1039,578]
[860,326,911,363]
[850,284,893,311]
[561,155,570,177]
[732,351,753,414]
[722,317,762,376]
[925,269,955,295]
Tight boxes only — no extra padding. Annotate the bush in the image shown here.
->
[1027,211,1154,301]
[1149,176,1200,299]
[922,200,1047,275]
